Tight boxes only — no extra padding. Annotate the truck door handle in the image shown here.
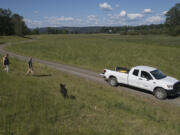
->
[139,78,142,80]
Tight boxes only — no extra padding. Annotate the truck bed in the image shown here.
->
[115,67,130,74]
[103,68,129,85]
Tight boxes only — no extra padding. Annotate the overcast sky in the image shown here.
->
[1,0,179,28]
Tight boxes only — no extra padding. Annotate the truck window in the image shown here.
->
[141,71,153,80]
[133,69,139,76]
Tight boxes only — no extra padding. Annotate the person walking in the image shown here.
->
[2,54,9,72]
[26,57,34,75]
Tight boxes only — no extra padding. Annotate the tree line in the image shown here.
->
[100,24,166,35]
[165,3,180,36]
[0,3,180,36]
[0,8,30,36]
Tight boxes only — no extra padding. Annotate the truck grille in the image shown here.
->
[173,82,180,91]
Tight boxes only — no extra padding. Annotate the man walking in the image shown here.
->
[26,57,34,75]
[2,54,9,72]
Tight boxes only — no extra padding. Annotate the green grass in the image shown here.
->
[0,36,26,44]
[0,56,180,135]
[6,34,180,80]
[0,35,39,44]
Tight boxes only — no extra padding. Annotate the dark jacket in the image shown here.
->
[28,59,33,68]
[4,57,9,65]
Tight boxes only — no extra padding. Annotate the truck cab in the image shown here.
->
[128,66,157,91]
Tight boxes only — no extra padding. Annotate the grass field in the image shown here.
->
[6,34,180,80]
[0,36,28,44]
[0,55,180,135]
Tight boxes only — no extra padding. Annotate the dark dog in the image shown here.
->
[60,84,68,99]
[60,84,76,100]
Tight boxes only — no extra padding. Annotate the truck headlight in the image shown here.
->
[167,85,173,89]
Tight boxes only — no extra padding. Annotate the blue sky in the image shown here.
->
[1,0,179,28]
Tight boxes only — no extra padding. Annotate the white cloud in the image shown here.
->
[120,10,126,17]
[99,2,113,11]
[46,19,61,25]
[43,16,74,26]
[88,15,98,21]
[143,9,152,14]
[33,10,39,14]
[162,11,167,15]
[24,19,43,28]
[25,16,76,28]
[106,10,126,20]
[106,14,118,19]
[87,15,99,25]
[76,18,83,23]
[105,11,129,26]
[127,13,144,20]
[45,16,74,21]
[57,16,74,21]
[115,4,120,8]
[107,14,112,17]
[146,16,164,23]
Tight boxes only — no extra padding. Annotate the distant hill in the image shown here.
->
[38,27,102,33]
[32,24,166,35]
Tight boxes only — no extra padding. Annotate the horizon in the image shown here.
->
[1,0,179,28]
[29,24,164,30]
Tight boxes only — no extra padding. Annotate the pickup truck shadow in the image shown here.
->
[118,84,180,99]
[167,94,180,99]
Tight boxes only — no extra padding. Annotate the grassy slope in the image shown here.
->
[0,36,27,44]
[0,56,180,135]
[6,34,180,80]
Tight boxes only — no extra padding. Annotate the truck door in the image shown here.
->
[128,69,141,87]
[139,71,154,91]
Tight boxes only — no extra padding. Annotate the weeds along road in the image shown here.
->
[0,39,180,107]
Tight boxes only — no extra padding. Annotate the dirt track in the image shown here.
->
[0,39,180,107]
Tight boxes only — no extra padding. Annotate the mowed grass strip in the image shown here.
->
[0,35,40,45]
[6,34,180,80]
[0,56,180,135]
[0,36,27,44]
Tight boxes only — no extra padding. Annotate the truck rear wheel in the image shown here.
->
[108,77,118,87]
[154,88,167,100]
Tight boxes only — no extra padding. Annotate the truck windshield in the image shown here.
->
[150,70,166,80]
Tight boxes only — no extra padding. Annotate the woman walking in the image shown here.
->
[2,54,9,72]
[26,57,34,75]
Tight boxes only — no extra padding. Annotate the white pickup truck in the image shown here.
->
[101,66,180,99]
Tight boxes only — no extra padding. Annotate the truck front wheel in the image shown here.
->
[108,77,118,87]
[154,88,167,100]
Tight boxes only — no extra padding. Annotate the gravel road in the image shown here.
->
[0,39,180,107]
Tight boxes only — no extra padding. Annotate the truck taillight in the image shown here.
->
[104,69,106,73]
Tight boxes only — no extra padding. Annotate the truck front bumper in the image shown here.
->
[167,89,180,95]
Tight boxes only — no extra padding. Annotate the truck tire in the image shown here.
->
[108,77,118,87]
[154,88,167,100]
